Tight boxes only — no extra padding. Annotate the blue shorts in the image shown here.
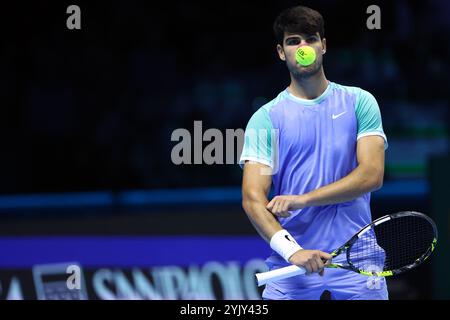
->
[262,266,389,300]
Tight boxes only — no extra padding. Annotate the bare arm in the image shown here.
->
[267,135,386,216]
[241,161,281,243]
[303,135,385,205]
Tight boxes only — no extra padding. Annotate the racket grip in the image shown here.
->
[255,265,307,287]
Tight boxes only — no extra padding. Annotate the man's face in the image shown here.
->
[277,32,326,79]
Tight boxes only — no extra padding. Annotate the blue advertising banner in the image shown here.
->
[0,236,270,300]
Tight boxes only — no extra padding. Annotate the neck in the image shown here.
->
[288,68,329,100]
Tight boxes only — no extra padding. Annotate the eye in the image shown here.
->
[307,37,318,43]
[286,38,301,46]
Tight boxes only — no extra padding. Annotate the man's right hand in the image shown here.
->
[288,249,333,276]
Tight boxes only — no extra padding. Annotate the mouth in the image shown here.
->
[296,62,314,68]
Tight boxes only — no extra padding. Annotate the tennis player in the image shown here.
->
[240,5,388,300]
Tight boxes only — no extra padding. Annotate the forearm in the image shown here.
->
[242,198,283,243]
[304,165,383,207]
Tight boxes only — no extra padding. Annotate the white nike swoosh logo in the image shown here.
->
[332,111,347,119]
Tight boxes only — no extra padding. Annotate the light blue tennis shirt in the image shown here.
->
[240,81,388,267]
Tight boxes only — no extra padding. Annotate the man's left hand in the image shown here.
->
[266,195,308,217]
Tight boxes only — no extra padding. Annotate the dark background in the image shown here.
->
[0,0,449,300]
[1,0,448,193]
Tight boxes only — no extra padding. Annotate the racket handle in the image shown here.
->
[255,265,307,286]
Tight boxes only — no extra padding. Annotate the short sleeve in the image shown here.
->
[239,107,277,168]
[355,90,388,150]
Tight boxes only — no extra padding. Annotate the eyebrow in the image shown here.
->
[284,35,318,42]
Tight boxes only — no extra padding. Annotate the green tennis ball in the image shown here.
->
[295,46,316,66]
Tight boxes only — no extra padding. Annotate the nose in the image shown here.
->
[299,40,309,47]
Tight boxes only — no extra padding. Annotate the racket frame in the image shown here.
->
[326,211,438,277]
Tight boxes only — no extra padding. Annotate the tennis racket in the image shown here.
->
[255,211,437,286]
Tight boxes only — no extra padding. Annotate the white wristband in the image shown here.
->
[270,229,303,263]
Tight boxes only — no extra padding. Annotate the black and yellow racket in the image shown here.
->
[256,211,438,286]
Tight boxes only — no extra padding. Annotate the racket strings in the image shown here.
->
[349,215,435,272]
